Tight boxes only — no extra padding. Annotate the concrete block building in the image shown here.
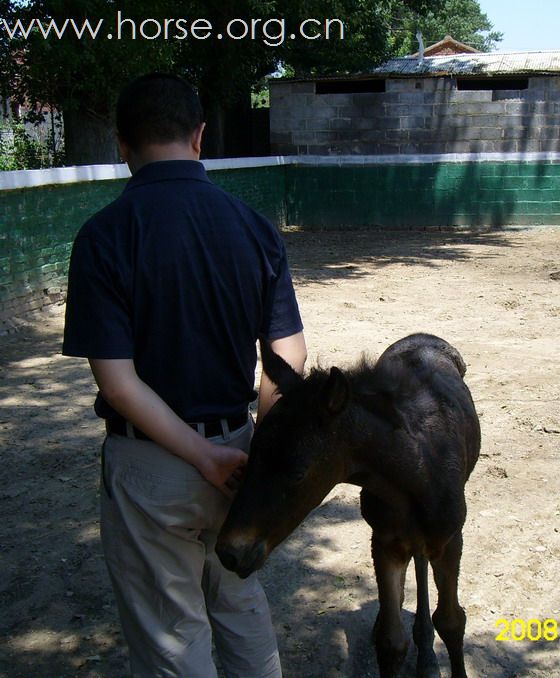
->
[269,51,560,156]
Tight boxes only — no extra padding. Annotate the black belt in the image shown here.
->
[106,411,248,441]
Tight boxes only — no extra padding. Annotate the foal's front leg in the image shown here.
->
[371,535,411,678]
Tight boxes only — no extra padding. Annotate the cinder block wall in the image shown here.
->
[270,76,560,155]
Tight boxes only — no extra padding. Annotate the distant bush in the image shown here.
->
[0,118,64,170]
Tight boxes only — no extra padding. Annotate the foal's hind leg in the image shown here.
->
[431,532,468,678]
[413,555,441,678]
[371,536,411,678]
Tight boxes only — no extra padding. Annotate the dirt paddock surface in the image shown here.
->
[1,228,559,678]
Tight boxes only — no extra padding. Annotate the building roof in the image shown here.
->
[371,51,560,77]
[411,35,479,57]
[269,50,560,85]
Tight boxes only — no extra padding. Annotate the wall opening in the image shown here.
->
[457,77,529,91]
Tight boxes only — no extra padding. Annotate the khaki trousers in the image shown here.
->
[100,420,281,678]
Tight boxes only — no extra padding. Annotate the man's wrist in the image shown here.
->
[173,428,213,470]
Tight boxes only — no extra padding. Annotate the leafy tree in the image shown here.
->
[5,0,177,164]
[1,0,449,164]
[389,0,503,55]
[0,0,17,99]
[270,0,442,75]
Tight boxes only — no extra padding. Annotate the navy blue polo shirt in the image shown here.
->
[62,160,303,422]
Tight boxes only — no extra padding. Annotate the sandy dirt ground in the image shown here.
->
[1,228,559,678]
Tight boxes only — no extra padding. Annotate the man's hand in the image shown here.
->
[89,358,249,495]
[198,443,248,498]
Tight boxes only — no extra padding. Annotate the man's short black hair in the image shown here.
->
[116,73,204,151]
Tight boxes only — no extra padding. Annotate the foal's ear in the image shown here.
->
[260,339,304,395]
[320,366,350,415]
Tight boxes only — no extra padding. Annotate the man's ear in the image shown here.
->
[191,122,206,157]
[320,367,350,416]
[117,134,131,164]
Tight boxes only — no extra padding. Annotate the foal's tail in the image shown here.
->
[442,342,467,378]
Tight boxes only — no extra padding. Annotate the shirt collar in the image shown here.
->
[124,160,211,192]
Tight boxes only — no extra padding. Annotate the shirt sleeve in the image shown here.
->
[260,244,304,341]
[62,232,134,359]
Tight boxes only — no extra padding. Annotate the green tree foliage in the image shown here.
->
[1,0,466,164]
[271,0,441,75]
[0,0,17,97]
[5,0,177,163]
[389,0,503,55]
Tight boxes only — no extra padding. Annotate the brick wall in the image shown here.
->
[270,76,560,155]
[211,165,287,225]
[286,159,560,229]
[1,180,126,330]
[2,156,560,332]
[0,164,287,333]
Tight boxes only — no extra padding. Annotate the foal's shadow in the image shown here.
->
[344,604,428,678]
[260,494,455,678]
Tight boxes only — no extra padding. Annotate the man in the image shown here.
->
[63,73,306,677]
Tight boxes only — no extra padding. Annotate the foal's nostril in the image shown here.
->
[216,544,239,573]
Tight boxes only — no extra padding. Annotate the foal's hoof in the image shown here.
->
[417,650,441,678]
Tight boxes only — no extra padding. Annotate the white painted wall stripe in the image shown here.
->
[3,152,560,190]
[0,163,131,190]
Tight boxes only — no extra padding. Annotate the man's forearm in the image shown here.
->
[89,358,247,492]
[94,362,210,462]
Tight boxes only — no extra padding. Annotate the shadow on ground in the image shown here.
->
[260,495,554,678]
[1,226,557,677]
[283,228,521,285]
[0,312,125,677]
